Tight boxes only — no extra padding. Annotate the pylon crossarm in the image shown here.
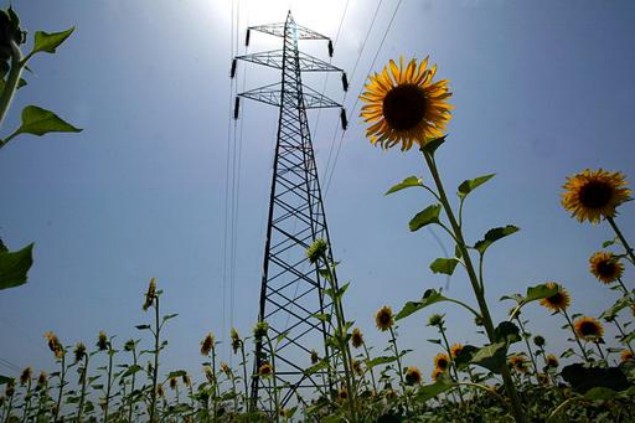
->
[249,22,329,41]
[237,50,343,73]
[239,83,340,109]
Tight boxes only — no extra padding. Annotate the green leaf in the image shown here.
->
[10,105,82,139]
[453,345,479,370]
[312,313,332,323]
[121,365,143,378]
[457,174,495,199]
[162,313,178,323]
[135,325,151,331]
[395,289,448,321]
[365,355,398,368]
[167,370,187,379]
[304,359,330,376]
[469,342,508,374]
[420,136,446,155]
[385,176,423,195]
[0,243,34,291]
[494,321,521,344]
[0,375,12,385]
[583,387,620,400]
[409,204,441,232]
[600,296,630,321]
[429,257,460,275]
[561,363,629,394]
[31,27,75,55]
[415,375,455,402]
[474,225,519,254]
[524,283,559,303]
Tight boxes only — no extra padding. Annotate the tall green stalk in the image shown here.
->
[421,148,527,423]
[76,354,89,423]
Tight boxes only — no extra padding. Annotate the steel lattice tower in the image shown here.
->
[231,11,348,413]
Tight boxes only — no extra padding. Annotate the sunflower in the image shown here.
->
[431,367,445,382]
[375,305,394,331]
[352,359,364,376]
[433,353,450,371]
[545,353,559,369]
[200,332,215,356]
[360,57,452,151]
[574,316,604,342]
[230,328,242,354]
[405,366,422,386]
[310,349,319,364]
[337,387,348,402]
[620,349,634,363]
[44,331,64,359]
[351,327,364,349]
[143,277,157,311]
[539,282,571,313]
[450,343,463,359]
[508,355,528,373]
[73,342,87,363]
[97,330,109,351]
[35,372,47,391]
[589,251,624,284]
[169,376,178,390]
[561,169,631,224]
[258,362,273,378]
[19,367,31,386]
[577,317,603,339]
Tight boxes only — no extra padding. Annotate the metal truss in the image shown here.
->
[232,11,346,416]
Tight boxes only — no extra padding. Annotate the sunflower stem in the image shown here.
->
[438,325,465,408]
[515,317,539,377]
[606,216,635,266]
[613,319,634,353]
[421,148,527,423]
[362,341,378,394]
[388,326,410,414]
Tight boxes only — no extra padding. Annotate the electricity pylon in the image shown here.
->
[231,11,348,414]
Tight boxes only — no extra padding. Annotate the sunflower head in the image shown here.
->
[230,328,242,354]
[306,239,328,264]
[360,57,452,151]
[620,349,634,363]
[561,169,631,224]
[200,332,215,356]
[182,373,191,387]
[405,366,422,386]
[44,331,64,359]
[509,354,528,373]
[433,353,450,371]
[96,331,109,351]
[589,251,624,284]
[310,349,319,365]
[375,305,394,331]
[427,313,445,328]
[143,277,157,311]
[74,342,87,363]
[156,383,164,398]
[545,353,559,369]
[351,359,363,376]
[220,362,231,376]
[124,339,136,352]
[253,321,269,340]
[35,372,47,391]
[169,376,178,390]
[351,327,364,349]
[337,387,348,402]
[431,367,445,382]
[533,335,546,347]
[450,343,463,359]
[574,316,604,342]
[258,362,273,378]
[539,282,571,313]
[19,367,31,386]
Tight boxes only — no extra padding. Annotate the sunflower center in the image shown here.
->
[378,312,391,325]
[549,293,564,305]
[579,321,599,336]
[579,181,613,209]
[383,84,428,131]
[597,261,616,277]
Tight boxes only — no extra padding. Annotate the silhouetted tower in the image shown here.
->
[231,11,348,413]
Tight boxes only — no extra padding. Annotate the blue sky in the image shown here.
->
[1,0,634,384]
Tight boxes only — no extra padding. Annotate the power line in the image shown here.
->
[324,0,403,195]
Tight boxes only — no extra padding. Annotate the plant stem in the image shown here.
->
[607,217,635,265]
[240,342,250,412]
[438,325,465,407]
[388,326,410,415]
[613,319,634,353]
[0,40,23,133]
[149,296,160,422]
[265,335,280,422]
[54,353,66,422]
[104,347,114,422]
[421,149,527,423]
[515,318,538,377]
[77,355,89,423]
[127,346,138,423]
[362,342,378,393]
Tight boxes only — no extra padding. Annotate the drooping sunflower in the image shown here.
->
[73,342,87,363]
[620,349,634,363]
[97,330,109,351]
[337,387,348,402]
[230,327,242,354]
[360,57,453,151]
[539,282,571,313]
[19,367,32,386]
[589,251,624,284]
[561,169,631,224]
[375,305,394,331]
[574,316,604,342]
[433,353,450,371]
[44,331,64,359]
[169,376,178,390]
[351,327,364,349]
[405,366,422,386]
[143,277,157,311]
[200,332,215,356]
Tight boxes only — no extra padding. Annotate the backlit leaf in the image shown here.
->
[409,205,441,232]
[31,27,75,55]
[430,257,460,275]
[385,176,423,195]
[0,243,33,291]
[474,225,519,254]
[458,174,495,199]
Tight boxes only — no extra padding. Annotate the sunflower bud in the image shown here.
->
[200,332,215,356]
[230,328,241,354]
[74,342,87,363]
[96,331,109,351]
[427,313,444,327]
[19,367,31,386]
[35,372,47,391]
[533,335,546,347]
[143,277,157,311]
[306,239,327,264]
[253,321,269,340]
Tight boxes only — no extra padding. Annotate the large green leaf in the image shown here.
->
[304,359,330,376]
[385,176,423,195]
[429,257,460,275]
[457,174,495,199]
[0,243,34,290]
[0,375,12,385]
[365,355,398,368]
[453,345,479,370]
[420,136,446,155]
[10,105,82,139]
[409,204,441,232]
[31,27,75,55]
[469,342,508,374]
[415,375,455,402]
[494,321,521,344]
[395,289,448,321]
[474,225,519,254]
[561,363,629,394]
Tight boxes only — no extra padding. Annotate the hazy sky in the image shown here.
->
[1,0,634,385]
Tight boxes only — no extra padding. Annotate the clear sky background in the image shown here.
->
[1,0,634,385]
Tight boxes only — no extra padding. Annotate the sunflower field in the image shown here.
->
[1,4,635,423]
